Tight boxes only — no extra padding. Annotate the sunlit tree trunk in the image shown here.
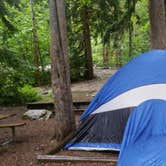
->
[82,6,94,80]
[49,0,75,141]
[30,0,40,86]
[149,0,166,49]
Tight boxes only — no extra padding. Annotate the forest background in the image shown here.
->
[0,0,149,105]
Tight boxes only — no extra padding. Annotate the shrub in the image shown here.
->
[18,84,41,103]
[0,63,23,105]
[0,63,41,105]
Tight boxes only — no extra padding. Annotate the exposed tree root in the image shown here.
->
[47,132,74,155]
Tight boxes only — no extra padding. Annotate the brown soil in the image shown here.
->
[0,68,118,166]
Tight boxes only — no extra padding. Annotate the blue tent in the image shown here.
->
[65,50,166,151]
[118,99,166,166]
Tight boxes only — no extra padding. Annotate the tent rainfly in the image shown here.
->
[118,99,166,165]
[65,50,166,151]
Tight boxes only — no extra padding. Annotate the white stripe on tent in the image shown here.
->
[92,84,166,115]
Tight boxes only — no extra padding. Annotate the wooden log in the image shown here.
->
[37,154,118,163]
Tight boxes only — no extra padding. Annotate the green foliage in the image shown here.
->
[1,0,50,85]
[40,70,51,85]
[120,0,149,64]
[92,39,103,66]
[0,63,23,105]
[18,84,41,103]
[0,0,19,31]
[0,0,151,104]
[0,63,41,105]
[66,0,88,81]
[0,47,24,70]
[91,0,150,67]
[70,53,86,81]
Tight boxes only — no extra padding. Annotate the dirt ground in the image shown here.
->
[0,68,118,166]
[71,68,116,102]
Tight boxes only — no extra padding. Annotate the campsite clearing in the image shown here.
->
[0,103,117,166]
[0,68,117,166]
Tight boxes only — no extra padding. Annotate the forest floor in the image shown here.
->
[0,68,118,166]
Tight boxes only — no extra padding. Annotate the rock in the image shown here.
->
[23,109,47,120]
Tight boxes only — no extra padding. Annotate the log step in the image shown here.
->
[37,155,118,163]
[27,101,90,110]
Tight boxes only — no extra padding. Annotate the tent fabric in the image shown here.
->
[65,107,132,151]
[118,99,166,166]
[92,84,166,114]
[81,50,166,120]
[65,50,166,151]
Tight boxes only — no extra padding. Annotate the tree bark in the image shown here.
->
[30,0,41,86]
[149,0,166,49]
[102,43,110,69]
[49,0,75,141]
[82,6,94,80]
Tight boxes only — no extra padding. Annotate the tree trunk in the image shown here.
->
[149,0,166,49]
[113,38,121,68]
[30,0,40,86]
[82,6,94,80]
[102,43,110,69]
[49,0,75,141]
